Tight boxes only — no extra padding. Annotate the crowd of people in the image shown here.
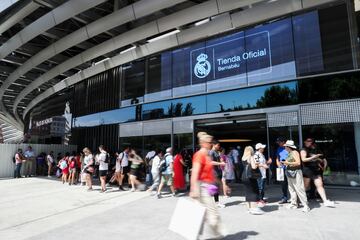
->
[12,135,335,238]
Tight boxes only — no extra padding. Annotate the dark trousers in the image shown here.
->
[234,162,243,183]
[257,178,266,200]
[281,175,289,200]
[14,163,22,178]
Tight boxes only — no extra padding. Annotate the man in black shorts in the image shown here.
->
[300,138,335,207]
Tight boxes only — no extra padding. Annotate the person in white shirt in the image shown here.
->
[97,145,109,193]
[118,146,130,191]
[23,146,35,177]
[46,151,54,177]
[255,143,271,206]
[145,150,156,184]
[147,149,163,193]
[82,147,94,191]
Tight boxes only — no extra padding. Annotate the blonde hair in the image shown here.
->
[83,147,91,154]
[197,132,213,143]
[242,146,254,161]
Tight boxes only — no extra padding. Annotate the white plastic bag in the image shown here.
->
[277,167,285,181]
[169,198,206,240]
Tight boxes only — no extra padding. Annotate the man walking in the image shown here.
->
[157,147,176,198]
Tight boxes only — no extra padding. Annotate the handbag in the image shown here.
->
[286,169,297,178]
[276,167,285,181]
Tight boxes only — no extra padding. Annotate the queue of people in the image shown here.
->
[12,135,335,226]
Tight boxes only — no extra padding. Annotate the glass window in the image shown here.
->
[174,133,193,152]
[298,71,360,104]
[302,123,359,186]
[293,11,324,76]
[206,81,298,113]
[121,60,145,101]
[317,4,353,72]
[246,18,296,85]
[142,95,206,120]
[72,113,100,128]
[146,54,172,94]
[99,107,136,125]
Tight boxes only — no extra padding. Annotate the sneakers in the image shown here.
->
[302,206,311,213]
[278,198,288,204]
[217,203,226,208]
[257,201,265,208]
[249,207,265,215]
[130,188,136,192]
[157,193,162,199]
[324,200,335,208]
[47,175,51,178]
[119,186,126,191]
[286,204,298,209]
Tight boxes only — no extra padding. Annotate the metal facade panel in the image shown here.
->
[0,144,77,178]
[301,100,360,125]
[157,0,218,32]
[267,111,298,128]
[120,122,143,137]
[173,120,193,134]
[143,120,172,136]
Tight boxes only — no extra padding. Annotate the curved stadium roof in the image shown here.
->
[0,0,333,143]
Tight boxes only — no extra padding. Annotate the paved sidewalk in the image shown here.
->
[0,178,359,240]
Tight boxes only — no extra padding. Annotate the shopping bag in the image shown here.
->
[276,167,284,181]
[169,198,206,240]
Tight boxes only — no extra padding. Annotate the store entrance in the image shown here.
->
[195,114,268,152]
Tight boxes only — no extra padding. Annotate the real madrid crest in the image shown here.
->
[194,53,211,78]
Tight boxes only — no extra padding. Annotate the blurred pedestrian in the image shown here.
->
[190,132,225,239]
[173,149,186,192]
[157,147,176,198]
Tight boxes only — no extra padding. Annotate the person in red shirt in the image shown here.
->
[173,150,186,191]
[68,152,77,186]
[190,132,225,239]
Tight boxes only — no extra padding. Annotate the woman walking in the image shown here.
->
[242,146,264,215]
[128,149,144,192]
[283,140,310,212]
[173,149,186,192]
[82,148,94,191]
[190,132,225,239]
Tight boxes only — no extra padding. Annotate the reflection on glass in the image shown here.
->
[142,95,206,120]
[302,123,359,186]
[298,72,360,104]
[207,81,298,113]
[73,113,100,128]
[122,60,145,101]
[99,107,136,125]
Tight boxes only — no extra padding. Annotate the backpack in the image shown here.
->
[158,153,170,173]
[60,160,68,170]
[104,153,110,163]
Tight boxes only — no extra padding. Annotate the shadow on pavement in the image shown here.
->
[223,231,259,240]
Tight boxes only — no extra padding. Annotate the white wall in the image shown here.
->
[0,144,77,178]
